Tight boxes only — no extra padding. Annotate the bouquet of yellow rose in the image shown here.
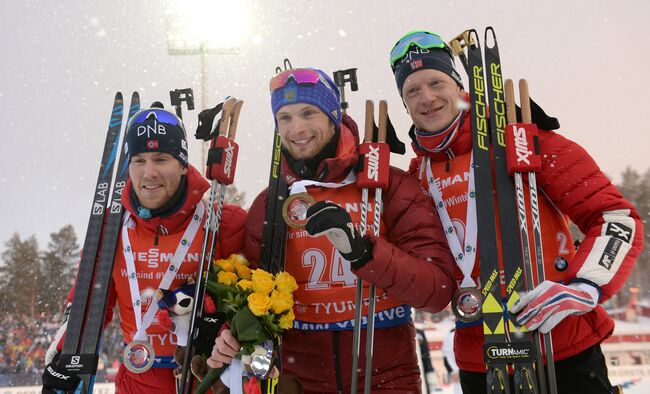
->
[195,254,297,394]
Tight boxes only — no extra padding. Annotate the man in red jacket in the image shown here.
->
[207,67,456,393]
[42,105,247,394]
[388,30,644,393]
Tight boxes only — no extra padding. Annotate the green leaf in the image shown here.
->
[231,306,267,344]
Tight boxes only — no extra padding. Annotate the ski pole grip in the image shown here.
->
[378,100,388,143]
[519,79,531,123]
[505,79,517,124]
[205,98,241,183]
[364,100,374,143]
[227,100,244,139]
[218,97,237,136]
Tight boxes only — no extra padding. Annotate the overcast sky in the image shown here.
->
[1,0,649,250]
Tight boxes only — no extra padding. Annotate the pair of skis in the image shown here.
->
[58,91,140,394]
[179,97,243,394]
[450,28,556,393]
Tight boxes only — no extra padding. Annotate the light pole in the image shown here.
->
[163,0,246,164]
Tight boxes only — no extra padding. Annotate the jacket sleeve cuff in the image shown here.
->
[569,277,603,303]
[347,236,374,270]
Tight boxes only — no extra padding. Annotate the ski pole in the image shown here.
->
[351,100,390,393]
[505,79,557,394]
[179,97,243,394]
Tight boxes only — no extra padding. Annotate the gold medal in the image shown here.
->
[282,192,315,228]
[452,287,482,323]
[122,340,155,373]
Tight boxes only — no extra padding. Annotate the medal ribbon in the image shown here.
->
[288,169,356,195]
[422,156,477,288]
[122,201,205,342]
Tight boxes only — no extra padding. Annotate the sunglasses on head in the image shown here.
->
[269,68,334,93]
[389,31,452,69]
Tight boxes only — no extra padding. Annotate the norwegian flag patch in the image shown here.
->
[147,140,159,149]
[410,59,423,70]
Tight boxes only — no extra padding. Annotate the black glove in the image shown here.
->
[191,312,227,356]
[42,354,81,393]
[305,201,373,268]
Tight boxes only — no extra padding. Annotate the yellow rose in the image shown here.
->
[237,279,253,291]
[270,290,293,314]
[217,270,238,286]
[278,308,295,330]
[229,254,249,266]
[234,263,252,280]
[251,269,275,294]
[248,292,273,317]
[215,258,235,273]
[274,272,298,293]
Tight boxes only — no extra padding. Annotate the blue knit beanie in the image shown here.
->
[270,68,342,128]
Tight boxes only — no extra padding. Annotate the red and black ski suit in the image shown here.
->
[407,109,645,374]
[244,115,456,393]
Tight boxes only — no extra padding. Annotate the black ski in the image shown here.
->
[465,29,512,394]
[58,92,127,391]
[484,28,540,394]
[261,62,291,276]
[257,63,293,394]
[59,92,140,393]
[260,128,289,275]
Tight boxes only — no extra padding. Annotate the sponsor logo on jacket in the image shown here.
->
[130,248,200,269]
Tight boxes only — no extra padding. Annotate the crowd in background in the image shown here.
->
[0,312,122,385]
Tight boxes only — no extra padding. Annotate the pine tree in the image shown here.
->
[40,224,80,314]
[0,233,41,318]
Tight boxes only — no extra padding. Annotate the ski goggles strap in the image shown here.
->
[389,30,450,69]
[269,68,324,91]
